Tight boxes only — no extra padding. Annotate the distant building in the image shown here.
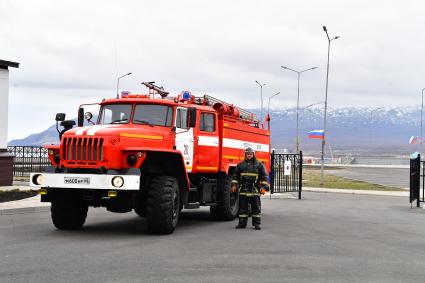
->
[0,59,19,186]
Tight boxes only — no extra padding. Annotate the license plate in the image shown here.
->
[64,177,91,185]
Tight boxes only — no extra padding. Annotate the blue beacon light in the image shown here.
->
[181,91,192,101]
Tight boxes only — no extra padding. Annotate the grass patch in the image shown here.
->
[0,189,39,203]
[13,176,30,183]
[303,170,404,191]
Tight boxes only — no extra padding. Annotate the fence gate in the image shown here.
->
[409,153,425,208]
[270,151,303,199]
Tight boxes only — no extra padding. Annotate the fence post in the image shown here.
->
[418,155,421,208]
[270,150,275,195]
[298,151,303,200]
[419,159,425,202]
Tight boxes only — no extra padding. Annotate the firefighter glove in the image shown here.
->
[231,185,238,193]
[260,188,267,195]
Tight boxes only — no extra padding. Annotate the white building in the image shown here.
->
[0,59,19,186]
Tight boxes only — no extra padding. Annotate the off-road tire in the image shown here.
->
[51,193,88,230]
[146,175,180,234]
[134,207,146,217]
[210,173,238,220]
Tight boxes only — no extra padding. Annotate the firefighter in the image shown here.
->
[231,147,269,230]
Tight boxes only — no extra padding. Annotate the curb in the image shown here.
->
[262,193,298,200]
[0,206,50,215]
[0,195,51,215]
[304,187,409,197]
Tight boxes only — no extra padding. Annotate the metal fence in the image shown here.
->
[7,146,50,177]
[270,151,303,199]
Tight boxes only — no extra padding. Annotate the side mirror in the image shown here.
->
[59,120,76,140]
[55,113,66,122]
[188,107,197,128]
[77,107,84,127]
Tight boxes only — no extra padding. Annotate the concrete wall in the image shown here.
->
[0,68,9,149]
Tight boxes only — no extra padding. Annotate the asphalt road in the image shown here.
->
[1,192,425,283]
[326,167,409,189]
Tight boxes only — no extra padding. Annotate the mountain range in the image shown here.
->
[9,106,424,155]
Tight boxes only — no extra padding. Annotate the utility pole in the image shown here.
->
[281,66,317,152]
[320,26,339,185]
[255,80,266,123]
[117,72,132,98]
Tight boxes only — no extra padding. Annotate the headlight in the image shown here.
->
[32,174,44,185]
[112,176,124,188]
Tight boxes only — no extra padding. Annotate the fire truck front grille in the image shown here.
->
[63,137,104,163]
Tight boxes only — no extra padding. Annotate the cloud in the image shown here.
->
[2,0,425,139]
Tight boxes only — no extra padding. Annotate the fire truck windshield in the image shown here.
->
[99,104,132,124]
[133,104,173,127]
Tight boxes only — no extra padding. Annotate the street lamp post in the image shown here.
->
[369,107,384,145]
[281,66,317,152]
[421,88,425,144]
[268,92,280,115]
[320,26,339,185]
[116,72,132,98]
[255,80,266,122]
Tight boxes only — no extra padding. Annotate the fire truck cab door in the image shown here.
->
[175,107,194,173]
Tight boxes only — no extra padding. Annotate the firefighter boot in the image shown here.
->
[235,216,248,229]
[235,218,247,229]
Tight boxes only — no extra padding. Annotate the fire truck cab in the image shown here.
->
[30,83,271,234]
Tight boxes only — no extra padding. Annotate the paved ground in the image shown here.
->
[1,192,425,283]
[326,167,409,189]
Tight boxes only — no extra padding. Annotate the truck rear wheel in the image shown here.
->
[51,193,88,230]
[210,173,238,220]
[146,175,180,234]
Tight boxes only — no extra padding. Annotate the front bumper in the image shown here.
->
[29,172,140,190]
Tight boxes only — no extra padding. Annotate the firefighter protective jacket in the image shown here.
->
[231,157,269,196]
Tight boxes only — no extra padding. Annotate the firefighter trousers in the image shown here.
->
[238,195,261,227]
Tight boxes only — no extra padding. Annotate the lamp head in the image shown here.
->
[323,26,327,32]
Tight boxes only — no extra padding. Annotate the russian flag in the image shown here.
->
[308,130,324,140]
[409,136,418,144]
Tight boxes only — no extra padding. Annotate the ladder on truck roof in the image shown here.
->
[202,94,259,123]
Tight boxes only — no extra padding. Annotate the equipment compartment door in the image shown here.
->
[175,107,194,172]
[196,112,219,172]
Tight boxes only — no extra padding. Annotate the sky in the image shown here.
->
[1,0,425,140]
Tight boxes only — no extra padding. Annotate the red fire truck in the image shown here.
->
[30,82,271,234]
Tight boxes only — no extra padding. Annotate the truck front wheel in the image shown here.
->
[146,176,180,234]
[51,192,88,230]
